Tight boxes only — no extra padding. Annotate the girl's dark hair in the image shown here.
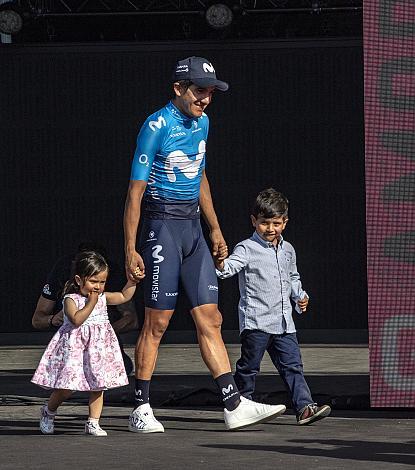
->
[63,251,109,296]
[252,188,289,219]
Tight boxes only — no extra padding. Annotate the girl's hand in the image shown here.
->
[126,250,145,282]
[132,267,145,283]
[87,291,100,305]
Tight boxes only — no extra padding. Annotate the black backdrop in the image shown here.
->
[0,39,365,336]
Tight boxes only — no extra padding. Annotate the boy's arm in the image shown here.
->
[288,247,309,313]
[216,244,248,279]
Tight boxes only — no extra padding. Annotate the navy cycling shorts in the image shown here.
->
[139,217,219,310]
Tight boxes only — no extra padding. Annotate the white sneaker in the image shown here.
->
[224,396,286,430]
[128,403,165,433]
[39,404,55,435]
[84,421,108,436]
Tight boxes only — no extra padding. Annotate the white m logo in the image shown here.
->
[149,116,166,132]
[221,384,234,395]
[165,140,205,182]
[203,62,215,73]
[152,245,164,264]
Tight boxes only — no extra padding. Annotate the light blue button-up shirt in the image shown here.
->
[216,231,308,335]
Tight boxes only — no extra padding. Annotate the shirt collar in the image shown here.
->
[167,101,195,125]
[252,231,284,249]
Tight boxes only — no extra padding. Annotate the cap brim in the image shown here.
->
[192,78,229,91]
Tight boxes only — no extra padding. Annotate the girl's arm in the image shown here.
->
[64,293,99,327]
[106,280,138,306]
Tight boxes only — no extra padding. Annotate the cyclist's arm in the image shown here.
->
[199,170,226,256]
[124,116,162,277]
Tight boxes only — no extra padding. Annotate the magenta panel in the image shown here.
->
[364,0,415,407]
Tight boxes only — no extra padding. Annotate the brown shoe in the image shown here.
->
[297,404,331,425]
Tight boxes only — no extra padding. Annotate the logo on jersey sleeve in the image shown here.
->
[149,116,167,132]
[138,154,149,166]
[165,140,206,182]
[42,284,52,296]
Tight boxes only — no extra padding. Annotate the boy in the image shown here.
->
[214,188,331,425]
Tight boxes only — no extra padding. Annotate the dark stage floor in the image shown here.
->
[1,343,414,469]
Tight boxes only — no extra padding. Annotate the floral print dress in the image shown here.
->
[31,293,129,391]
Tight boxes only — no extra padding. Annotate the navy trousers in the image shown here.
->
[234,330,314,413]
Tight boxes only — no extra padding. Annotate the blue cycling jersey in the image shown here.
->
[131,101,209,201]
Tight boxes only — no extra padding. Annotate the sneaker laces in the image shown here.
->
[41,407,55,421]
[299,403,318,419]
[87,421,102,431]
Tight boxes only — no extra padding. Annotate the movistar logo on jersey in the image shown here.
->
[149,116,167,132]
[165,140,206,182]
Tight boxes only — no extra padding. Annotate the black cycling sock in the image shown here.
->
[215,373,241,411]
[134,378,150,408]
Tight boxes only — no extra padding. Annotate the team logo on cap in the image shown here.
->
[203,62,215,73]
[176,64,189,73]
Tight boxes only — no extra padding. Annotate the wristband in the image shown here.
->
[48,314,56,328]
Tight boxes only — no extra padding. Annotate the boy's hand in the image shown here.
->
[213,243,228,271]
[210,228,226,257]
[216,243,228,261]
[297,296,309,312]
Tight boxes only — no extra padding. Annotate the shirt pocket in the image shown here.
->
[284,252,293,264]
[282,278,292,294]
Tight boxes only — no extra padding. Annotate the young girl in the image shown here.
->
[31,250,144,436]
